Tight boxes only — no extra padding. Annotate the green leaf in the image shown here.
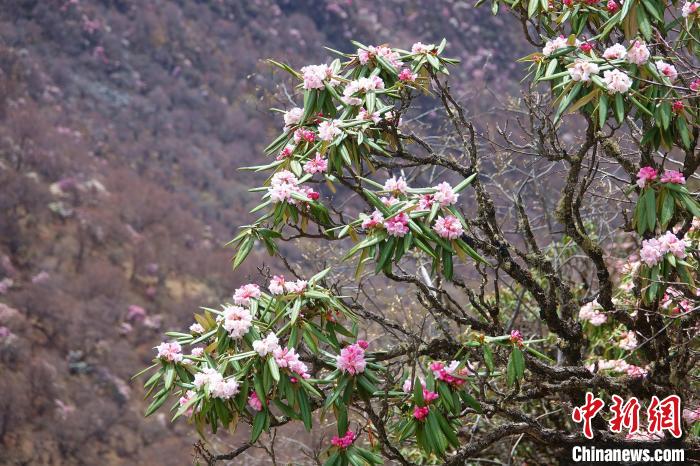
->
[614,92,625,124]
[233,236,254,269]
[268,357,280,382]
[251,411,267,442]
[598,93,608,128]
[298,388,313,431]
[659,191,675,230]
[482,344,494,373]
[644,188,656,233]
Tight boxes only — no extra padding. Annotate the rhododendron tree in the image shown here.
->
[139,3,700,464]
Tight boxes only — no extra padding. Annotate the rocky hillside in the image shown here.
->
[0,1,527,464]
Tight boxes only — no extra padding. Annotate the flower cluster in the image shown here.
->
[268,170,318,204]
[248,392,263,412]
[233,283,261,306]
[433,215,464,239]
[219,305,253,338]
[193,367,240,399]
[341,75,385,106]
[586,359,648,378]
[274,346,311,379]
[579,299,607,326]
[269,275,307,295]
[430,360,470,387]
[301,64,335,90]
[682,1,699,18]
[336,341,368,375]
[509,329,524,347]
[618,331,638,350]
[639,232,689,267]
[357,45,401,68]
[331,430,357,449]
[252,332,280,357]
[636,166,686,188]
[413,406,430,420]
[155,341,183,362]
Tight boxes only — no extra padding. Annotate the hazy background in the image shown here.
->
[0,1,528,464]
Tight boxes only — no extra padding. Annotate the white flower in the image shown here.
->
[542,36,578,56]
[189,323,205,334]
[682,1,699,17]
[603,69,633,94]
[284,280,307,294]
[411,42,433,54]
[618,331,638,351]
[252,332,281,357]
[301,64,333,90]
[210,377,239,399]
[221,305,253,339]
[568,59,599,82]
[655,60,678,82]
[603,44,627,60]
[384,176,408,194]
[626,40,650,65]
[283,107,303,127]
[318,120,342,142]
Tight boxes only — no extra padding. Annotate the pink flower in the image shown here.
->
[655,60,678,82]
[402,377,425,393]
[189,323,205,334]
[294,128,316,144]
[191,347,205,357]
[127,305,146,321]
[248,392,263,412]
[510,330,524,347]
[618,331,638,350]
[273,347,310,378]
[301,64,333,90]
[423,389,439,403]
[690,79,700,92]
[682,1,700,17]
[336,343,367,375]
[252,332,280,357]
[277,145,294,160]
[626,365,648,378]
[580,42,593,53]
[210,377,240,399]
[303,153,328,174]
[430,361,470,387]
[398,68,417,82]
[233,284,261,307]
[358,108,381,123]
[607,0,619,12]
[626,40,650,65]
[411,42,433,54]
[357,339,369,349]
[660,170,686,185]
[418,194,434,210]
[659,231,688,259]
[156,341,183,363]
[381,196,399,207]
[636,166,658,188]
[671,100,684,114]
[433,215,464,240]
[640,238,664,266]
[683,407,700,423]
[269,275,286,295]
[283,107,303,127]
[384,212,410,237]
[413,406,430,420]
[432,182,459,206]
[361,210,385,230]
[284,279,307,294]
[318,120,342,142]
[331,430,356,449]
[603,44,627,60]
[179,390,197,417]
[384,176,409,194]
[579,300,607,326]
[221,305,253,339]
